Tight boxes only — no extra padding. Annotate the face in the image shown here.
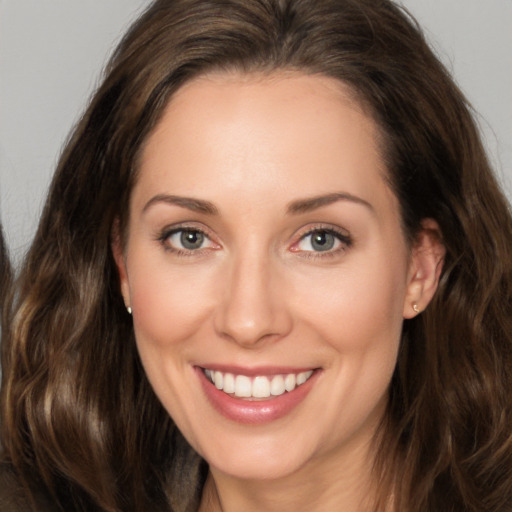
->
[115,72,438,482]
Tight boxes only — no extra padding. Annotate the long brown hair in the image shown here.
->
[2,1,512,510]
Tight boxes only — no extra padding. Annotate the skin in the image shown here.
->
[114,72,444,512]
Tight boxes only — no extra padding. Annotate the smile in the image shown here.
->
[203,369,314,399]
[197,366,320,424]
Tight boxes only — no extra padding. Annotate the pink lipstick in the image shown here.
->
[196,366,319,424]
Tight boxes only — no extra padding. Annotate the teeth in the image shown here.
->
[214,371,223,389]
[223,373,235,394]
[284,373,296,391]
[270,375,285,396]
[204,369,314,398]
[235,375,252,397]
[296,371,309,386]
[252,376,271,398]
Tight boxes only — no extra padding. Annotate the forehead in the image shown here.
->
[157,71,376,146]
[133,71,392,215]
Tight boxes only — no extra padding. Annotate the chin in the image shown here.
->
[194,427,322,481]
[209,450,311,481]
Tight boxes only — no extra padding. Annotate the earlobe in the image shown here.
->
[111,220,131,311]
[403,219,445,319]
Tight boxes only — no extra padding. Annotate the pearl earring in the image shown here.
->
[127,306,132,314]
[412,303,420,313]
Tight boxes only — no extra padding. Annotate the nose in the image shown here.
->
[213,250,292,348]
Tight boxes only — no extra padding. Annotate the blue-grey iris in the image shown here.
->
[311,231,335,251]
[181,230,204,250]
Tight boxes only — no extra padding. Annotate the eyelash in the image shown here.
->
[156,224,352,258]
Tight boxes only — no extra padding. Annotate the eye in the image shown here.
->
[171,229,206,250]
[158,227,219,254]
[291,227,352,255]
[299,230,338,252]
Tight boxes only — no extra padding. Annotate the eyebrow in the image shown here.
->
[142,191,373,216]
[142,194,219,215]
[286,192,374,215]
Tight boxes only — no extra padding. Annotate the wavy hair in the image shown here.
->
[2,0,512,510]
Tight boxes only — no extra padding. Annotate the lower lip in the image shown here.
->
[196,367,319,424]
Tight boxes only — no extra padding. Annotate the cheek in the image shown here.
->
[291,256,405,425]
[129,257,216,353]
[127,257,218,434]
[291,253,408,355]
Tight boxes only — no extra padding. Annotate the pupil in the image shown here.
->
[181,230,204,249]
[312,231,334,251]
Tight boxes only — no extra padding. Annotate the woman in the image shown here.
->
[1,0,511,511]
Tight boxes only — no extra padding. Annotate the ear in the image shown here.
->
[403,218,445,319]
[111,219,131,311]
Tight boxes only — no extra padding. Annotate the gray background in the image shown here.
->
[1,0,511,263]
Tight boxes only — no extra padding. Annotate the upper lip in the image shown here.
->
[196,364,319,376]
